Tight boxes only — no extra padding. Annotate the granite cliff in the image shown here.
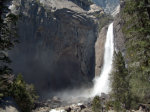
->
[10,0,104,95]
[113,1,125,54]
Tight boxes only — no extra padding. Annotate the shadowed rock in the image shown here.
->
[9,0,101,96]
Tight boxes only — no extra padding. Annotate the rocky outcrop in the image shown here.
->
[111,5,120,17]
[88,4,104,15]
[9,0,104,95]
[32,93,110,112]
[39,0,85,13]
[95,26,108,76]
[113,14,125,53]
[33,97,93,112]
[113,1,125,54]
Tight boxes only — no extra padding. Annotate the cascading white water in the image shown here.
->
[92,23,114,96]
[50,109,65,112]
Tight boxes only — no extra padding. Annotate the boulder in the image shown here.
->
[64,107,72,112]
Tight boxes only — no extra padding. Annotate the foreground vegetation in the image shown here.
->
[1,0,150,112]
[0,0,38,112]
[109,0,150,111]
[92,96,102,112]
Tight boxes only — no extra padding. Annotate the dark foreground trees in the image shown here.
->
[0,0,38,112]
[10,74,38,112]
[0,0,18,99]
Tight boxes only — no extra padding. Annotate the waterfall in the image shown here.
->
[92,23,114,96]
[49,23,114,112]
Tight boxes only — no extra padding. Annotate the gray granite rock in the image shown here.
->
[95,26,108,76]
[9,0,103,96]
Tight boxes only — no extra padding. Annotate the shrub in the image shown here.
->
[10,74,38,112]
[92,96,102,112]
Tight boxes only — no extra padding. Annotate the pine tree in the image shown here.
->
[92,96,102,112]
[0,2,38,111]
[10,74,38,112]
[0,0,18,98]
[110,51,131,111]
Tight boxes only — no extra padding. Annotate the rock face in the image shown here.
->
[93,0,119,14]
[88,4,104,15]
[95,26,108,76]
[39,0,85,13]
[113,14,125,53]
[113,1,126,54]
[10,0,104,95]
